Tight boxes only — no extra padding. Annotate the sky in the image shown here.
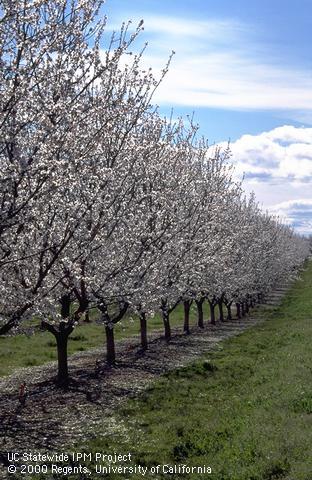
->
[100,0,312,235]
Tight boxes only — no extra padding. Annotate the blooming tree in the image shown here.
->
[0,0,310,388]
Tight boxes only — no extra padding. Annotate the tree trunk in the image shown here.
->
[105,325,116,365]
[0,320,16,336]
[140,312,148,350]
[56,333,69,387]
[226,303,232,320]
[245,301,249,314]
[183,300,191,334]
[60,293,71,318]
[209,301,216,325]
[42,315,73,388]
[84,311,90,323]
[236,303,241,319]
[162,309,171,342]
[196,299,204,328]
[241,302,246,316]
[218,300,224,322]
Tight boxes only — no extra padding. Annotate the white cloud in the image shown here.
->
[265,125,312,144]
[105,13,312,115]
[269,199,312,236]
[228,125,312,180]
[222,126,312,235]
[106,14,246,41]
[136,16,236,39]
[104,11,312,234]
[152,52,312,111]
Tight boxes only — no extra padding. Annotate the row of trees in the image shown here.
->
[1,0,310,386]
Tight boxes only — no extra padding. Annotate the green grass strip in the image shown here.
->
[0,303,211,377]
[76,262,312,480]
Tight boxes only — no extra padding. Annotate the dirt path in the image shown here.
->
[0,288,288,477]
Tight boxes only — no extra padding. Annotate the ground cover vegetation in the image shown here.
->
[0,302,211,376]
[69,261,312,480]
[0,0,310,390]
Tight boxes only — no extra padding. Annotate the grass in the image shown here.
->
[67,262,312,480]
[0,302,211,377]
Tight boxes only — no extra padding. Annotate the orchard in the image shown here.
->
[0,0,310,388]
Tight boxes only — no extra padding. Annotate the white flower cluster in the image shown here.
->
[0,1,310,372]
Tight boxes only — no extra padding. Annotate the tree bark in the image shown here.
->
[196,298,204,328]
[98,301,128,364]
[245,301,249,314]
[41,292,73,387]
[60,294,70,317]
[56,332,70,387]
[105,325,116,365]
[162,309,171,342]
[226,302,232,320]
[42,320,73,388]
[209,301,216,325]
[0,319,16,336]
[236,302,241,319]
[139,312,148,350]
[183,300,191,334]
[241,302,246,316]
[218,300,224,322]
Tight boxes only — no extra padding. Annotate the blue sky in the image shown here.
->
[101,0,312,235]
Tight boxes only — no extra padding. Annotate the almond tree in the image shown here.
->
[1,0,310,388]
[78,116,205,359]
[0,0,163,336]
[0,0,108,333]
[0,0,166,385]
